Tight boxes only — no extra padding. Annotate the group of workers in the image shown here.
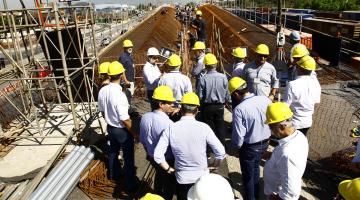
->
[95,23,329,199]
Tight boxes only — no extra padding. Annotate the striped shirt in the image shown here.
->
[232,93,272,148]
[140,110,173,158]
[154,116,226,184]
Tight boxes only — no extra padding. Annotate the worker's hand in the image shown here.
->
[167,167,175,174]
[170,108,180,116]
[268,94,275,102]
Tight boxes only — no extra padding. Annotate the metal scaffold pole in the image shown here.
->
[53,2,80,133]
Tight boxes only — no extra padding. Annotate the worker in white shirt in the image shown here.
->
[284,55,321,136]
[143,47,162,110]
[242,44,279,100]
[288,44,309,81]
[158,54,192,121]
[231,47,247,78]
[191,41,206,89]
[140,85,176,200]
[264,102,309,200]
[153,92,226,200]
[97,61,139,193]
[98,62,110,90]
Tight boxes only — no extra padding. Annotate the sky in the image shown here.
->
[0,0,199,9]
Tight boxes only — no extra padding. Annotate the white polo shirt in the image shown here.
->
[264,130,309,199]
[98,83,130,128]
[143,61,161,91]
[284,75,321,129]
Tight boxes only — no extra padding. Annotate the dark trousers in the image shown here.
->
[147,90,155,111]
[149,158,176,200]
[239,141,269,200]
[298,127,310,136]
[176,182,194,200]
[107,125,137,191]
[202,104,225,144]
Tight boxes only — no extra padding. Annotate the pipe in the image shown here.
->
[34,146,86,200]
[29,146,80,199]
[44,148,92,200]
[54,152,94,200]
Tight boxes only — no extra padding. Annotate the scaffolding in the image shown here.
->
[0,1,100,198]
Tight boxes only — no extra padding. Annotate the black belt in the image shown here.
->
[244,139,269,146]
[202,102,225,106]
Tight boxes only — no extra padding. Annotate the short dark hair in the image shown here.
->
[181,104,198,115]
[110,74,121,81]
[233,87,249,96]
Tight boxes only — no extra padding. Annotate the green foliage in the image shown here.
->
[232,0,360,11]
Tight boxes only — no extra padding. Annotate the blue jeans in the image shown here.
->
[239,141,269,200]
[107,125,137,191]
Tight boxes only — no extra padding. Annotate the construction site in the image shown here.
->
[0,0,360,199]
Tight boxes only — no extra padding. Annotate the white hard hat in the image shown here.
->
[147,47,160,56]
[290,31,301,41]
[187,173,234,200]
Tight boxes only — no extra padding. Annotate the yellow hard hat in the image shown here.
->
[181,92,200,106]
[204,53,218,65]
[152,86,176,102]
[255,44,270,55]
[123,39,133,48]
[338,178,360,200]
[196,10,202,16]
[231,47,246,58]
[98,62,110,74]
[265,102,293,124]
[108,61,125,76]
[140,193,165,200]
[192,41,206,50]
[291,45,309,58]
[167,54,182,67]
[297,55,316,71]
[228,77,247,94]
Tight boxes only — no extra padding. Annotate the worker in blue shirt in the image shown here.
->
[154,92,226,200]
[197,53,230,145]
[140,85,176,200]
[119,39,135,104]
[228,77,272,200]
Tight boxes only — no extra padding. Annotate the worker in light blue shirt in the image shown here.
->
[154,92,226,200]
[228,77,271,200]
[197,53,230,145]
[139,86,176,200]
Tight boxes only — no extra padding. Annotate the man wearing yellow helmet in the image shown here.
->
[284,55,321,136]
[97,61,139,193]
[242,44,279,100]
[158,54,192,121]
[98,62,110,89]
[197,53,230,145]
[191,41,206,89]
[263,102,309,200]
[154,92,226,200]
[231,47,247,78]
[336,177,360,200]
[140,86,176,199]
[228,77,271,199]
[191,10,206,42]
[119,39,135,104]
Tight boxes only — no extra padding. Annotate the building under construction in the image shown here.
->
[0,0,360,199]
